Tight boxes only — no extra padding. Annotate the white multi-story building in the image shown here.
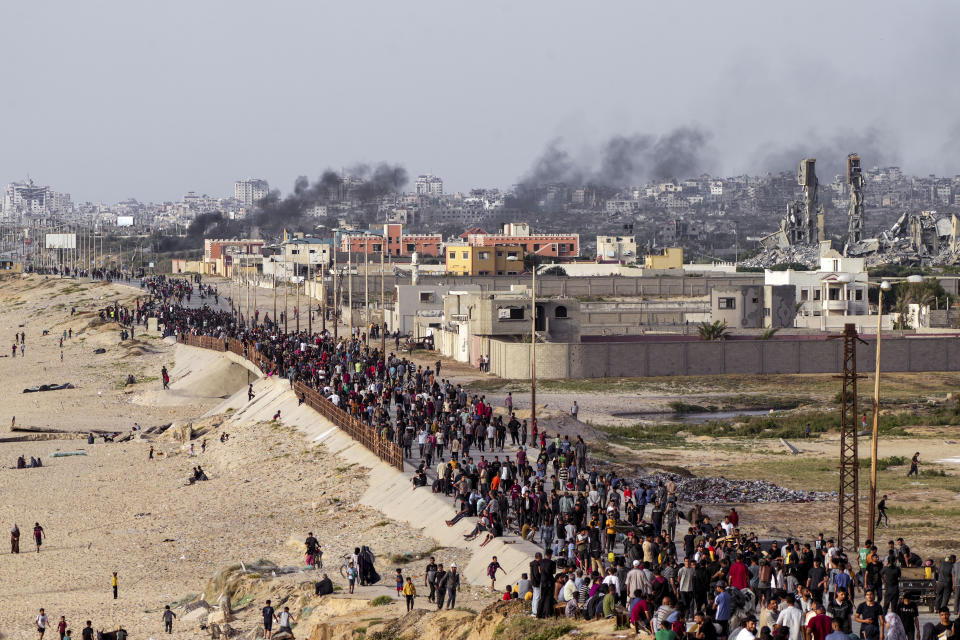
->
[765,250,873,330]
[4,179,53,215]
[415,174,443,197]
[596,235,637,262]
[234,178,270,206]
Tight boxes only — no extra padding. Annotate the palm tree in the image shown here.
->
[698,320,729,341]
[892,291,911,330]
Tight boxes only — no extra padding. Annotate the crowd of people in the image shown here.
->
[95,276,960,640]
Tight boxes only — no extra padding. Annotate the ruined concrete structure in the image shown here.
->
[845,153,866,251]
[753,153,960,268]
[760,158,825,250]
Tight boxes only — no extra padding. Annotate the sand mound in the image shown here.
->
[134,347,250,406]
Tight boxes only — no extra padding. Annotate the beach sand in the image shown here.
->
[0,275,463,638]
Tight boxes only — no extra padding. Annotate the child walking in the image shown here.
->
[395,568,404,596]
[402,577,417,611]
[347,561,358,594]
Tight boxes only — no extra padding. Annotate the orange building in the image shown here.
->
[464,223,579,258]
[339,224,442,257]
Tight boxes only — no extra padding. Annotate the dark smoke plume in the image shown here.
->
[519,126,714,190]
[751,127,901,179]
[350,163,409,201]
[511,126,713,211]
[253,163,407,238]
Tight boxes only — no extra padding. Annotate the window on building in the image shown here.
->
[555,305,568,318]
[534,244,541,251]
[479,252,490,260]
[829,288,840,301]
[496,271,504,275]
[373,244,382,252]
[855,289,863,301]
[800,290,809,301]
[718,297,736,309]
[407,243,416,252]
[751,297,759,304]
[814,290,821,300]
[479,271,490,275]
[833,260,839,271]
[764,308,771,316]
[496,251,503,257]
[507,252,518,259]
[497,306,524,320]
[461,252,468,259]
[419,292,434,303]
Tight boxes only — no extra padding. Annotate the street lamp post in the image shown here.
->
[508,253,537,427]
[869,279,891,544]
[851,274,921,544]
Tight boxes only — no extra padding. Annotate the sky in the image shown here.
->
[2,1,959,203]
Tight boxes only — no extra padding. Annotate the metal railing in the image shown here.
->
[179,333,404,471]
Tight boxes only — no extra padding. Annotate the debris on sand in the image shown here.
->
[632,472,835,504]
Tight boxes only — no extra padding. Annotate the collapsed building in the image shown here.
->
[759,157,825,251]
[751,153,960,268]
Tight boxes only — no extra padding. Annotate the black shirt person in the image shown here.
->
[855,590,884,640]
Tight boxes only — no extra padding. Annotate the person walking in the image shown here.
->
[403,577,417,611]
[57,616,67,640]
[33,522,44,553]
[907,453,920,477]
[262,599,277,639]
[36,608,48,639]
[488,556,505,591]
[162,606,176,634]
[876,495,889,528]
[11,523,19,553]
[441,563,461,610]
[112,572,118,599]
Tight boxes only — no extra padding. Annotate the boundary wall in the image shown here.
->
[488,334,960,379]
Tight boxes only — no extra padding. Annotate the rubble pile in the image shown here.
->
[739,245,819,269]
[633,472,836,504]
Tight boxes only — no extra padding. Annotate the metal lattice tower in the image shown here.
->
[837,323,864,553]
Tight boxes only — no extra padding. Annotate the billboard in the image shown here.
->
[45,233,76,249]
[117,216,134,227]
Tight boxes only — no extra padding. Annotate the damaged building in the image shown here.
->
[751,153,960,268]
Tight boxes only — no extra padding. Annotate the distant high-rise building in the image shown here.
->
[2,178,72,216]
[234,178,270,206]
[415,174,443,197]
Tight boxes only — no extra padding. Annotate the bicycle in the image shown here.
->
[338,553,354,579]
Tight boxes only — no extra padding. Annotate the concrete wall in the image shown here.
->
[487,335,960,379]
[417,273,765,297]
[190,345,540,588]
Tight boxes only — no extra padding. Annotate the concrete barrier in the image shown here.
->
[488,334,960,379]
[190,345,541,588]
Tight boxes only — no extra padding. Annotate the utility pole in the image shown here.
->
[364,247,369,341]
[308,259,313,335]
[273,271,277,330]
[333,245,339,342]
[296,261,301,333]
[530,259,537,430]
[320,260,326,333]
[836,323,865,553]
[380,247,385,356]
[348,246,353,340]
[284,254,289,333]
